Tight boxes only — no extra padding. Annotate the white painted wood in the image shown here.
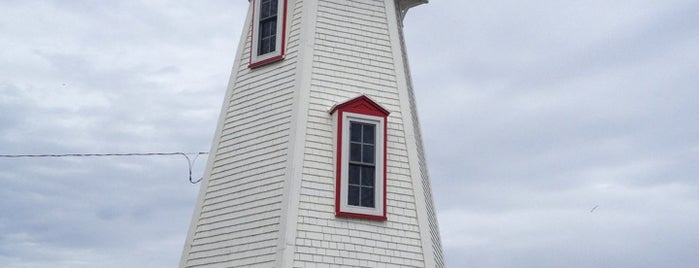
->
[276,0,315,267]
[289,0,439,267]
[385,0,445,266]
[179,0,303,266]
[178,4,255,268]
[180,0,444,267]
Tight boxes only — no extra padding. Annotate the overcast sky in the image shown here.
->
[1,1,697,267]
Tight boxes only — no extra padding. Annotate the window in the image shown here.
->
[257,0,277,55]
[330,96,389,220]
[249,0,286,68]
[348,121,376,208]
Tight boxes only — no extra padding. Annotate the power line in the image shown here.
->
[0,152,208,158]
[0,151,209,184]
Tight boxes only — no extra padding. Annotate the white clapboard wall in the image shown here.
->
[180,1,444,267]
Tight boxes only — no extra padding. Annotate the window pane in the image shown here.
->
[350,143,362,162]
[362,144,374,164]
[270,0,278,15]
[361,166,374,186]
[258,20,277,55]
[348,186,360,206]
[363,124,375,144]
[361,187,375,208]
[259,39,268,55]
[260,39,273,55]
[348,164,360,185]
[267,36,276,53]
[260,0,277,20]
[261,0,271,18]
[350,122,361,142]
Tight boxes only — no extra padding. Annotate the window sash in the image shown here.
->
[347,121,376,208]
[348,163,375,208]
[257,0,277,55]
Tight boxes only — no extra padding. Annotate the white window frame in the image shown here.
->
[249,0,286,67]
[339,112,385,218]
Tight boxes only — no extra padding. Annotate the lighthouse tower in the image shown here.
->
[180,0,444,267]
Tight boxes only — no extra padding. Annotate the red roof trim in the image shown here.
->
[329,95,390,116]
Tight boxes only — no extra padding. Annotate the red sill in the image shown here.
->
[249,55,284,69]
[336,211,387,221]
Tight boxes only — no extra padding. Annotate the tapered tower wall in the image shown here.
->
[179,1,304,266]
[290,0,433,267]
[180,1,443,267]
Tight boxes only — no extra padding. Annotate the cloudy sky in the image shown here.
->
[1,1,697,267]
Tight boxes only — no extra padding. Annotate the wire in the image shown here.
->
[0,151,209,184]
[0,152,208,158]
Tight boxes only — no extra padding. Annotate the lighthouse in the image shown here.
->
[180,0,444,267]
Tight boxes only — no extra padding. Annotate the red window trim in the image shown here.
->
[249,54,285,69]
[248,0,288,69]
[330,95,390,221]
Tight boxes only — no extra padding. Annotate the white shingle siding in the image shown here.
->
[289,0,438,267]
[395,3,446,265]
[180,1,303,266]
[181,0,443,267]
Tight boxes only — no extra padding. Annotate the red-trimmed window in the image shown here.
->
[330,96,389,221]
[249,0,287,68]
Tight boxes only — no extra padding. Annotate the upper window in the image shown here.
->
[257,0,278,55]
[330,96,389,221]
[249,0,286,68]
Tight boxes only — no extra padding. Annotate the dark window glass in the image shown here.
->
[362,144,374,163]
[350,143,362,162]
[258,0,278,55]
[363,124,375,144]
[260,0,271,18]
[361,166,374,186]
[270,0,278,16]
[350,122,362,142]
[259,0,277,21]
[361,187,375,208]
[348,185,360,206]
[348,165,360,185]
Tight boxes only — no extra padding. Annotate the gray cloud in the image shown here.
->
[1,0,697,268]
[0,1,241,267]
[405,1,697,267]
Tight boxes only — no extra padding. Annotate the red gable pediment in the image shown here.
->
[329,95,390,117]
